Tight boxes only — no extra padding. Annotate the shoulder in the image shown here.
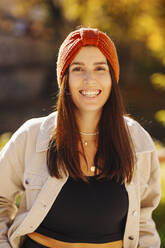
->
[13,112,57,136]
[18,112,57,132]
[5,112,57,152]
[124,116,155,153]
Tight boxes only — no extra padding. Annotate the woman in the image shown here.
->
[0,27,161,248]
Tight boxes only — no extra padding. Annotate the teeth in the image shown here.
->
[80,90,100,97]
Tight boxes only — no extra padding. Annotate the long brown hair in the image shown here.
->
[47,62,135,183]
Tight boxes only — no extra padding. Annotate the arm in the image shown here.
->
[0,124,27,247]
[124,117,161,247]
[138,143,161,247]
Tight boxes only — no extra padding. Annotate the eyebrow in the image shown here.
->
[70,61,108,66]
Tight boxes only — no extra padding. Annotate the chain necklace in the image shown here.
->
[82,141,96,172]
[80,131,99,136]
[80,131,99,173]
[80,131,99,147]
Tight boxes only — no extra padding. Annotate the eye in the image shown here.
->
[95,66,106,71]
[72,66,84,72]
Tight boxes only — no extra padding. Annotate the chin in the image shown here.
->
[78,106,103,114]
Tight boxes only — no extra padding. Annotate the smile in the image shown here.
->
[79,89,101,97]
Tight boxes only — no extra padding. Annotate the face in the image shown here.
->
[68,46,112,115]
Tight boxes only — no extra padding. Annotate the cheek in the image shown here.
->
[102,81,112,102]
[102,76,112,93]
[68,81,79,104]
[107,82,112,94]
[68,75,79,91]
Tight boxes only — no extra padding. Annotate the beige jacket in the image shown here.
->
[0,112,161,248]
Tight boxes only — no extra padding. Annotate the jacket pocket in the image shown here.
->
[23,172,44,210]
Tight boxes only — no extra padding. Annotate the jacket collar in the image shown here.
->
[36,112,57,152]
[36,112,155,154]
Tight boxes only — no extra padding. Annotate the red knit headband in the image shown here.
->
[57,27,120,86]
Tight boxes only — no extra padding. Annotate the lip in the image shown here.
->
[79,89,101,98]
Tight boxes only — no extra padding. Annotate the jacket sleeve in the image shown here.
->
[138,134,161,247]
[0,123,28,247]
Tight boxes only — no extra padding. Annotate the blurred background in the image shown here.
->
[0,0,164,246]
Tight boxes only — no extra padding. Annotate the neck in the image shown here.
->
[75,110,101,135]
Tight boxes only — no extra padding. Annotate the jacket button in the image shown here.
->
[25,179,30,184]
[128,236,134,240]
[132,210,137,216]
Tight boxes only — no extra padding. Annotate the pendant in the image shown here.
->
[84,141,88,146]
[90,166,95,172]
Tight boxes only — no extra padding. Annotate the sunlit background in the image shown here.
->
[0,0,164,246]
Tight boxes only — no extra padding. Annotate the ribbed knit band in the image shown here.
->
[57,27,119,86]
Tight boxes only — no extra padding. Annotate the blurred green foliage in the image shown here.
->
[155,110,165,127]
[151,73,165,91]
[2,0,165,66]
[151,72,165,129]
[61,0,165,63]
[0,132,11,151]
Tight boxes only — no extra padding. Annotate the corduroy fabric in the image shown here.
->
[56,28,120,86]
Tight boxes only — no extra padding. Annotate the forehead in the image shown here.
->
[71,46,107,63]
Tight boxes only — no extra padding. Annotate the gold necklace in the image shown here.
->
[90,166,96,172]
[80,131,99,147]
[83,140,88,146]
[81,140,97,173]
[80,131,99,174]
[80,131,99,136]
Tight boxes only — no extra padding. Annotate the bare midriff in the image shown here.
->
[28,232,123,248]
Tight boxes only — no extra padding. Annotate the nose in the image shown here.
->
[83,71,96,84]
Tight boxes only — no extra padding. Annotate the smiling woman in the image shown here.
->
[0,27,161,248]
[68,46,112,114]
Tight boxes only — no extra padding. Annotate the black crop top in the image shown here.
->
[36,175,128,243]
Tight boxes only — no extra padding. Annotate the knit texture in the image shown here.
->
[57,28,120,86]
